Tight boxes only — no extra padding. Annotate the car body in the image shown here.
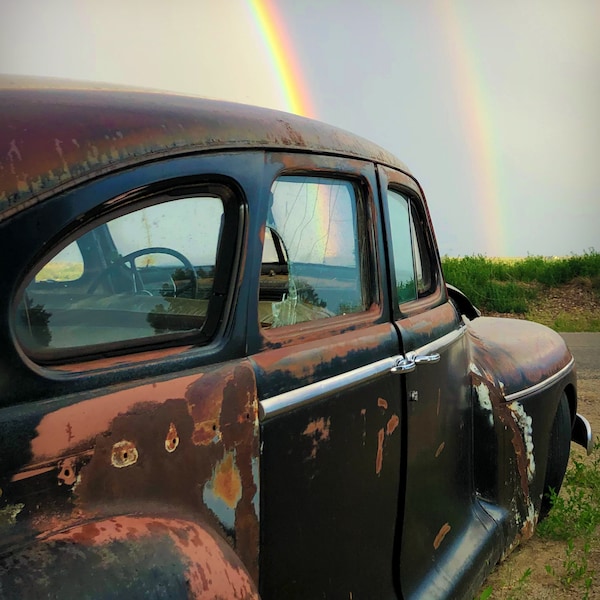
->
[0,75,592,599]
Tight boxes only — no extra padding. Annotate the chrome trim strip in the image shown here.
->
[504,358,575,402]
[259,356,398,421]
[260,327,467,421]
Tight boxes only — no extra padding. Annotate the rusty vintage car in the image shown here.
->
[0,76,593,599]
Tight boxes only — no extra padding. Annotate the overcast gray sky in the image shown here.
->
[1,0,598,257]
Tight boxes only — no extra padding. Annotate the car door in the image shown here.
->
[378,165,500,599]
[252,153,404,599]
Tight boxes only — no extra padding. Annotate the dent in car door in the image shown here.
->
[253,156,403,599]
[379,167,500,599]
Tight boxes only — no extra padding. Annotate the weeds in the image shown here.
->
[545,541,594,599]
[475,567,532,600]
[538,443,600,541]
[442,250,600,329]
[538,440,600,598]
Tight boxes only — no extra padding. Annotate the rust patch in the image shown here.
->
[303,417,331,459]
[165,422,179,453]
[57,457,77,486]
[13,362,260,583]
[31,374,199,460]
[386,414,399,436]
[433,522,451,550]
[212,452,242,509]
[45,516,259,598]
[110,440,138,468]
[187,371,231,446]
[372,396,400,474]
[375,428,385,475]
[435,442,445,458]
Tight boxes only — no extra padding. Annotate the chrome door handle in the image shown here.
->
[391,356,416,374]
[391,352,440,374]
[414,353,440,364]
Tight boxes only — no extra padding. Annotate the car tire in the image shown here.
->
[540,391,571,518]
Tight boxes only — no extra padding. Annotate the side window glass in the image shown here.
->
[16,194,228,360]
[388,190,417,303]
[260,175,365,328]
[387,189,435,305]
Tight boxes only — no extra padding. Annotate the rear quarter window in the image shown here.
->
[15,187,239,363]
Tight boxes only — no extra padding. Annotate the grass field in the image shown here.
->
[442,251,600,332]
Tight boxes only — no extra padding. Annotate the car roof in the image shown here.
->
[0,75,411,221]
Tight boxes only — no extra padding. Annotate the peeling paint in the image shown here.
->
[433,522,451,550]
[377,398,388,409]
[508,401,535,482]
[303,417,331,459]
[469,362,482,377]
[386,414,399,436]
[475,382,494,427]
[375,428,385,475]
[435,442,445,458]
[203,451,243,531]
[251,456,260,518]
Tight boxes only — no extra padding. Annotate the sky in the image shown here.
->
[1,0,599,257]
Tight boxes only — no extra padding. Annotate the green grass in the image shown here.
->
[536,440,600,599]
[442,250,600,331]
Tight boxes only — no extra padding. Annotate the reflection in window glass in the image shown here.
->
[387,190,417,303]
[260,176,365,328]
[16,195,226,358]
[108,197,222,268]
[35,243,84,282]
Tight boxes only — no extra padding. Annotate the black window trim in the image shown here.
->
[13,178,244,366]
[386,185,445,317]
[259,170,380,337]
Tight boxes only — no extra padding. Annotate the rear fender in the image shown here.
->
[0,515,259,599]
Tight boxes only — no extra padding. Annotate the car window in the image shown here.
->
[15,193,231,361]
[260,175,366,328]
[387,189,435,305]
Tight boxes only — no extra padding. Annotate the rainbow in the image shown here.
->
[248,0,315,118]
[434,2,505,256]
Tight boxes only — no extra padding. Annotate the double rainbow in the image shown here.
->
[248,1,503,255]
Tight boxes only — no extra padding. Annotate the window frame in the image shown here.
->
[378,167,445,320]
[13,180,244,366]
[258,158,382,345]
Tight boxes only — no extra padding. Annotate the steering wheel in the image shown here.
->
[87,247,198,299]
